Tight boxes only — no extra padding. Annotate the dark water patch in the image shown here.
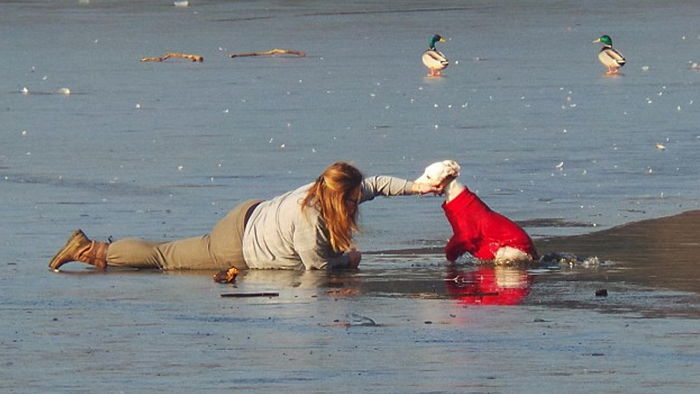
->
[532,283,700,319]
[219,376,315,385]
[211,4,490,22]
[364,247,444,255]
[622,208,647,214]
[519,218,594,228]
[455,124,495,130]
[1,172,171,197]
[362,211,700,315]
[36,201,103,205]
[536,210,700,295]
[212,16,275,23]
[174,314,274,324]
[415,339,470,344]
[299,6,487,17]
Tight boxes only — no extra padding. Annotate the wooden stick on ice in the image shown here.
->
[140,52,204,62]
[229,48,305,58]
[220,292,279,298]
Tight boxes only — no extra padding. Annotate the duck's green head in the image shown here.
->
[594,35,613,46]
[430,34,447,49]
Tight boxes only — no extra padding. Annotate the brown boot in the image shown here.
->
[49,229,109,271]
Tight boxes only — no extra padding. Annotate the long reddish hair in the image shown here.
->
[302,162,363,252]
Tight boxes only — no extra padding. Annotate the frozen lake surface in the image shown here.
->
[3,0,700,251]
[2,0,700,392]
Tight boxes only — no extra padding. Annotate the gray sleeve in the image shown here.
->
[293,210,351,270]
[360,175,414,203]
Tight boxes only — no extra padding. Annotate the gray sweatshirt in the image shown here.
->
[242,176,415,270]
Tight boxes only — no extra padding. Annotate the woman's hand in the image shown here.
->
[411,182,442,195]
[347,250,362,269]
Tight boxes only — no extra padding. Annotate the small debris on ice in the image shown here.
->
[348,313,377,327]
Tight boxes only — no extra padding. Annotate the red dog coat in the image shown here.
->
[442,187,537,262]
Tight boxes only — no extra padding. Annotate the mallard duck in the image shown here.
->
[594,35,626,74]
[422,34,448,77]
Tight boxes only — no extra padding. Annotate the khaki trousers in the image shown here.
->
[106,199,262,270]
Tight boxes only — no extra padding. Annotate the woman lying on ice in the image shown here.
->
[49,161,439,273]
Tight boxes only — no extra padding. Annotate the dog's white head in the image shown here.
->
[415,160,461,187]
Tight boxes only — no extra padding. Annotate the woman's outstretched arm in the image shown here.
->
[360,176,439,202]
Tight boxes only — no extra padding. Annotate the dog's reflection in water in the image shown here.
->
[444,265,531,305]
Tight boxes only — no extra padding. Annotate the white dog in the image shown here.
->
[416,160,538,264]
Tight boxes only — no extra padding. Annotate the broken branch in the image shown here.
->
[229,48,305,59]
[220,292,280,298]
[140,52,204,62]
